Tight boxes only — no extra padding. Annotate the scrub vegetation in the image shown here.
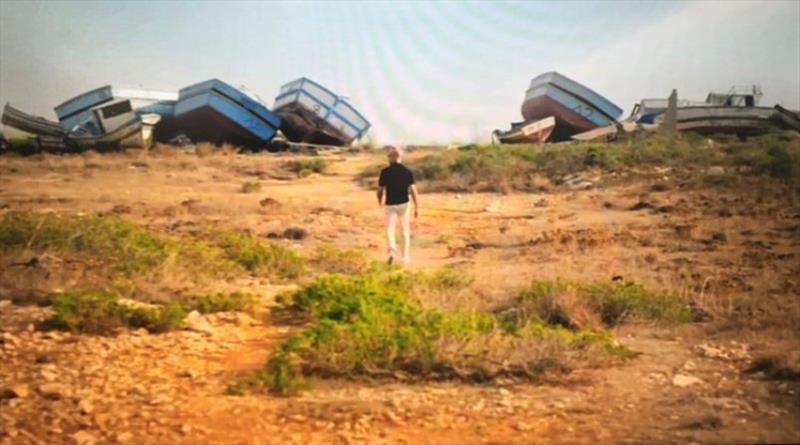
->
[360,134,800,193]
[231,270,694,396]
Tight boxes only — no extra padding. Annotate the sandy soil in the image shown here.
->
[1,147,798,444]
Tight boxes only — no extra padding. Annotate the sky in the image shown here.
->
[1,0,798,144]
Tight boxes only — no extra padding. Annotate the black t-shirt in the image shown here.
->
[379,163,415,205]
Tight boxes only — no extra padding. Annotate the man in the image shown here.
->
[377,146,419,265]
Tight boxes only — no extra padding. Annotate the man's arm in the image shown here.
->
[377,186,385,206]
[410,184,419,218]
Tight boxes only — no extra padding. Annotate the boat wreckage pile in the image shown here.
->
[493,71,800,144]
[1,77,370,152]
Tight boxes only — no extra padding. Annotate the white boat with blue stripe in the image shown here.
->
[273,77,370,146]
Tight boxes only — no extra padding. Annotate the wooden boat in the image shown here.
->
[273,77,370,146]
[492,116,556,144]
[2,103,65,137]
[174,79,281,148]
[521,72,623,142]
[67,99,159,150]
[54,86,178,140]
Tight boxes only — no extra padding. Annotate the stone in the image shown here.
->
[38,383,66,399]
[1,383,30,399]
[185,311,216,335]
[72,430,98,445]
[707,166,726,176]
[178,369,198,379]
[40,366,58,382]
[116,432,134,444]
[673,374,703,387]
[78,399,94,414]
[683,360,697,371]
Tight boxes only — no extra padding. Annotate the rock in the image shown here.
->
[673,374,703,387]
[178,369,198,379]
[514,421,534,432]
[78,399,94,414]
[40,368,58,382]
[116,432,134,444]
[185,311,215,335]
[707,166,726,176]
[180,424,192,435]
[72,430,98,445]
[38,383,66,399]
[497,388,511,396]
[683,360,697,371]
[680,415,723,430]
[1,383,30,399]
[697,344,727,359]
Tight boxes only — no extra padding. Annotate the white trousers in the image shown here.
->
[385,203,410,259]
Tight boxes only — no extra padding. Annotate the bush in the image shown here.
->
[254,274,632,395]
[181,292,257,314]
[285,158,327,177]
[309,245,373,275]
[213,230,305,279]
[46,290,187,334]
[240,182,262,193]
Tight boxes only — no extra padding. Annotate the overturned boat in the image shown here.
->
[653,86,776,136]
[54,86,178,140]
[273,77,370,146]
[67,99,160,150]
[521,72,623,142]
[174,79,281,148]
[492,116,556,144]
[2,103,65,137]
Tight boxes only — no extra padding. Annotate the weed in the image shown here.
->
[213,229,305,279]
[181,292,257,314]
[45,289,187,334]
[240,182,262,193]
[309,245,373,275]
[285,158,327,177]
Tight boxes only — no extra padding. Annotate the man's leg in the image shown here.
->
[400,204,411,264]
[385,206,398,262]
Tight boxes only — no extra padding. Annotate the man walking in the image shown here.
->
[377,146,418,265]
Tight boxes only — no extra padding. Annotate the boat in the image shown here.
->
[521,72,623,142]
[273,77,370,146]
[2,103,65,137]
[54,86,178,140]
[653,86,777,136]
[492,116,556,144]
[174,79,281,148]
[66,99,160,150]
[772,105,800,132]
[628,98,707,124]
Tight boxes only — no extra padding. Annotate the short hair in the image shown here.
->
[385,145,403,157]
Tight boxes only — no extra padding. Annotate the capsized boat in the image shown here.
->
[273,77,370,146]
[67,99,160,150]
[54,86,177,140]
[654,86,776,136]
[773,105,800,132]
[521,72,623,142]
[2,103,65,137]
[492,116,556,144]
[174,79,281,148]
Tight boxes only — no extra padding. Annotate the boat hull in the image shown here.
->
[68,117,155,150]
[493,116,556,144]
[521,93,606,142]
[174,80,280,148]
[661,106,777,136]
[54,86,178,140]
[274,77,370,146]
[2,103,65,137]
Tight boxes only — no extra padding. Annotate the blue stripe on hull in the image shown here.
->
[174,92,279,142]
[179,79,281,129]
[527,72,622,120]
[526,85,617,127]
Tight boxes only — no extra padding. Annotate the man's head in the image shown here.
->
[386,145,403,164]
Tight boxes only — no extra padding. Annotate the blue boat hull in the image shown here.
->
[174,80,281,147]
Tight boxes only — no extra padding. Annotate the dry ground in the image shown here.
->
[1,146,799,444]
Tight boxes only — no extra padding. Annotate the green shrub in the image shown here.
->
[181,292,257,314]
[258,274,631,395]
[285,158,327,176]
[46,290,188,334]
[240,181,262,193]
[213,230,305,279]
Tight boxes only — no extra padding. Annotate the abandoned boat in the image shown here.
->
[654,86,776,136]
[174,79,281,147]
[773,105,800,132]
[273,77,370,146]
[2,103,65,137]
[492,116,556,144]
[66,99,160,150]
[521,72,623,142]
[54,86,178,140]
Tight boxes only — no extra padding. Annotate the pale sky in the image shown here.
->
[1,0,798,144]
